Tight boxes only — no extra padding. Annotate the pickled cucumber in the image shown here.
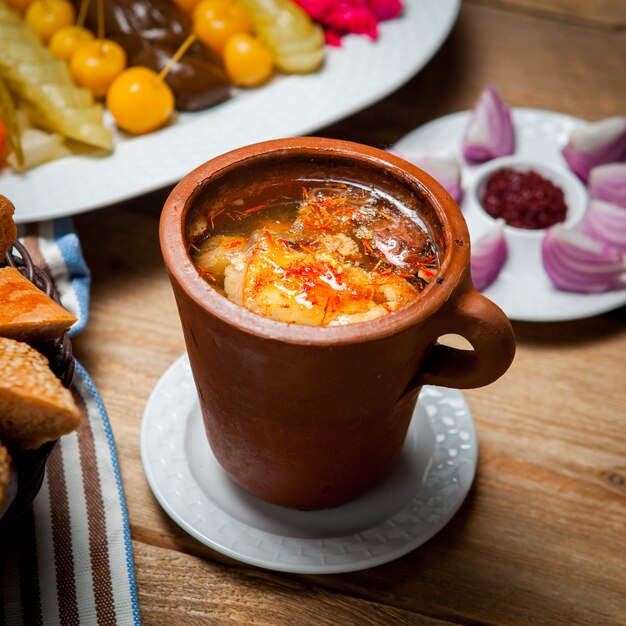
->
[0,77,22,165]
[0,1,113,154]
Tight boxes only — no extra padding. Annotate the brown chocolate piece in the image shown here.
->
[73,0,232,111]
[133,46,231,111]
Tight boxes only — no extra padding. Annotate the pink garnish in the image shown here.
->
[462,84,515,164]
[326,2,379,40]
[582,199,626,253]
[369,0,402,20]
[296,0,335,21]
[541,225,626,293]
[561,116,626,182]
[470,220,508,291]
[324,29,343,46]
[294,0,403,44]
[588,162,626,208]
[392,149,462,203]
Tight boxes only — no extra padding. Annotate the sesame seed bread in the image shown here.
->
[0,195,17,260]
[0,338,82,450]
[0,441,17,517]
[0,267,77,342]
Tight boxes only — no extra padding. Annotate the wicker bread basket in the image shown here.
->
[0,240,75,529]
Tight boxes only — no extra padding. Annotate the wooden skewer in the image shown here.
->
[157,33,197,82]
[96,0,104,40]
[76,0,90,28]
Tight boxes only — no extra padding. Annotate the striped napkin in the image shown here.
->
[1,220,140,625]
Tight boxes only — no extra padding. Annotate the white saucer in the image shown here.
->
[393,108,626,322]
[140,354,477,574]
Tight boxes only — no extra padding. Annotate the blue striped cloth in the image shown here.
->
[1,220,140,625]
[47,218,91,336]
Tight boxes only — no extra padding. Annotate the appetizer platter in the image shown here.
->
[0,0,461,223]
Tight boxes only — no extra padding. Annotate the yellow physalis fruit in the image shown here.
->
[193,0,252,55]
[25,0,75,44]
[106,67,175,135]
[70,39,127,99]
[223,33,273,87]
[49,25,94,62]
[5,0,35,14]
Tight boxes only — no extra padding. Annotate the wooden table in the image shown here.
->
[71,1,626,623]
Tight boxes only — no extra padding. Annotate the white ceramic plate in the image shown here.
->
[393,108,626,322]
[140,354,477,574]
[4,0,460,224]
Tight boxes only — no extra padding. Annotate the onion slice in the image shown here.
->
[470,219,508,291]
[588,162,626,208]
[541,225,626,293]
[462,84,515,164]
[582,199,626,252]
[561,116,626,182]
[391,149,462,203]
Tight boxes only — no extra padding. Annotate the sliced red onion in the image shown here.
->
[588,162,626,208]
[561,116,626,182]
[461,85,515,164]
[541,225,626,293]
[582,199,626,252]
[470,219,508,291]
[391,149,462,203]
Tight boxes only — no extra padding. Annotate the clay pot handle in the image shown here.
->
[417,286,516,390]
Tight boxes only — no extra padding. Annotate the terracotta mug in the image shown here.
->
[160,138,515,510]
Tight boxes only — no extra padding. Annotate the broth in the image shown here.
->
[189,179,440,326]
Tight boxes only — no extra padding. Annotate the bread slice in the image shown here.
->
[0,441,17,518]
[0,266,77,342]
[0,338,82,450]
[0,195,17,260]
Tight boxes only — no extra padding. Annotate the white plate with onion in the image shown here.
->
[393,108,626,323]
[3,0,460,224]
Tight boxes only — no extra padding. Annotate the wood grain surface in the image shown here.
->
[70,2,626,624]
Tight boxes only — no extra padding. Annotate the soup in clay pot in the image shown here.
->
[189,179,440,326]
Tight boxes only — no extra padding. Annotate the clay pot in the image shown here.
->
[160,138,515,510]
